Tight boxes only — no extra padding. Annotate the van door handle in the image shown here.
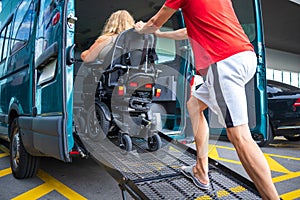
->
[66,44,76,65]
[35,42,58,69]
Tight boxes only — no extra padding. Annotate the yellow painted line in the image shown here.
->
[265,155,291,173]
[195,195,211,200]
[230,186,246,193]
[0,152,9,158]
[194,186,247,199]
[264,153,300,161]
[0,144,9,153]
[272,171,300,183]
[12,183,54,200]
[211,157,242,165]
[208,146,219,158]
[12,170,87,200]
[0,167,11,177]
[280,189,300,200]
[208,146,241,164]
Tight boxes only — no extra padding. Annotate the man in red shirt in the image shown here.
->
[135,0,279,199]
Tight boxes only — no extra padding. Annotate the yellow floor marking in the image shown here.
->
[0,167,11,177]
[264,155,291,173]
[208,146,241,164]
[265,153,300,161]
[272,171,300,183]
[208,146,219,158]
[230,186,246,193]
[12,170,87,200]
[217,190,230,197]
[195,195,211,200]
[12,183,55,200]
[194,186,247,199]
[280,188,300,200]
[0,152,9,158]
[0,144,9,153]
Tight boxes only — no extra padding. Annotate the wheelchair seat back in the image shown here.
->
[103,28,157,87]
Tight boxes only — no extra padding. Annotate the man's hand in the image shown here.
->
[134,21,146,33]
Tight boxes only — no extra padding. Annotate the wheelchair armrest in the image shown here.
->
[83,61,105,77]
[103,64,128,74]
[84,60,104,68]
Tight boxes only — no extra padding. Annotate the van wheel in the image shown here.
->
[284,134,300,141]
[87,105,109,141]
[9,118,40,179]
[258,122,274,147]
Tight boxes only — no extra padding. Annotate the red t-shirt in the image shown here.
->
[165,0,254,72]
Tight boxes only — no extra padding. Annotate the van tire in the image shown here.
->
[9,118,40,179]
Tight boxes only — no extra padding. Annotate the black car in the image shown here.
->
[265,80,300,145]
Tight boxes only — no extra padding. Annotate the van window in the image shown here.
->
[156,26,176,64]
[155,20,176,64]
[0,20,12,61]
[2,22,12,59]
[10,1,34,53]
[0,27,5,61]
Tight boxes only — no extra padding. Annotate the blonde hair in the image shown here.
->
[102,10,135,36]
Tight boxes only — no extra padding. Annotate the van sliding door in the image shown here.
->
[27,0,75,161]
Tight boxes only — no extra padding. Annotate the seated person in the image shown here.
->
[81,10,135,64]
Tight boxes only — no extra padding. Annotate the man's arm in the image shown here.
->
[155,28,188,40]
[135,5,177,34]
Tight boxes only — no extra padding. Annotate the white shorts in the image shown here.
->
[192,51,257,128]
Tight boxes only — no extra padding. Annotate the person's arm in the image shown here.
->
[135,5,177,34]
[155,28,188,40]
[81,35,111,63]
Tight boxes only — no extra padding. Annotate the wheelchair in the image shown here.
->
[86,28,162,151]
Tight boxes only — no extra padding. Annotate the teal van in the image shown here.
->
[0,0,268,179]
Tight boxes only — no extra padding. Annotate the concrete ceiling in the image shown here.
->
[75,0,300,55]
[261,0,300,54]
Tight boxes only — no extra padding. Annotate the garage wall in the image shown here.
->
[266,48,300,87]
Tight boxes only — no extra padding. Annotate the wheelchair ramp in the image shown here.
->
[79,133,261,199]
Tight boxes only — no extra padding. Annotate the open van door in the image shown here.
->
[19,0,76,162]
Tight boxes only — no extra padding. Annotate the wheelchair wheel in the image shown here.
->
[147,133,162,151]
[86,104,109,141]
[119,134,132,151]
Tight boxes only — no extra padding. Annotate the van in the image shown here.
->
[0,0,268,179]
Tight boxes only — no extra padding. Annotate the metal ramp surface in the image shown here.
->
[79,132,261,199]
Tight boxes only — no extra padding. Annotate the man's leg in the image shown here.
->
[187,96,209,184]
[226,124,279,200]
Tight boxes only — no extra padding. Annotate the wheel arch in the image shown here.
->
[8,104,21,139]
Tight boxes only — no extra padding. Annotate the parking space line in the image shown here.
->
[208,146,241,165]
[12,170,87,200]
[0,167,11,177]
[280,189,300,200]
[264,155,291,173]
[272,171,300,183]
[12,182,55,200]
[0,152,9,158]
[0,144,9,153]
[208,144,300,199]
